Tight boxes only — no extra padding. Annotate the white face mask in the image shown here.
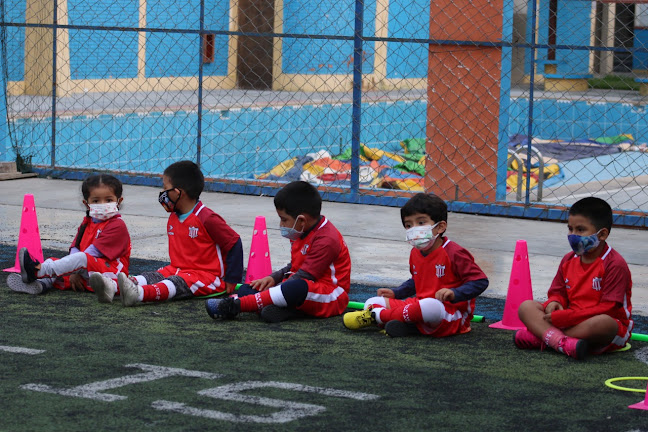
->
[88,202,120,221]
[405,222,440,250]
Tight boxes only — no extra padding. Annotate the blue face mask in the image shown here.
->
[280,216,304,241]
[567,230,602,256]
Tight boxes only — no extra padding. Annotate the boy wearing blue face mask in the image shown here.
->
[515,197,632,360]
[205,181,351,323]
[91,160,243,306]
[343,193,489,337]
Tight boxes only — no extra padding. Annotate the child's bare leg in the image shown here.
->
[518,300,552,339]
[563,315,619,348]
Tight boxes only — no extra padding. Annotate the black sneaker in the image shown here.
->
[205,297,241,319]
[384,320,419,338]
[19,248,39,283]
[260,305,297,323]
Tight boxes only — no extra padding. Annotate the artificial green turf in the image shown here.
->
[1,247,647,431]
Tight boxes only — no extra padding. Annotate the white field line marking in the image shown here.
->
[153,381,379,424]
[544,185,645,202]
[21,363,223,402]
[0,345,45,355]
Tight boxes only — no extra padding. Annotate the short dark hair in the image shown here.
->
[163,160,204,200]
[274,181,322,218]
[400,193,447,227]
[569,197,613,232]
[81,174,123,200]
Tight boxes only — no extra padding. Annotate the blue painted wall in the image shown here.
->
[385,0,428,79]
[634,28,648,70]
[68,0,139,80]
[282,0,376,75]
[5,0,26,82]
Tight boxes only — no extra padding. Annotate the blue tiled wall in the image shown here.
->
[282,0,376,75]
[385,0,429,79]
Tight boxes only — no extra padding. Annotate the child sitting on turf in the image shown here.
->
[90,160,243,306]
[515,197,632,360]
[205,180,351,323]
[343,193,488,337]
[11,174,131,296]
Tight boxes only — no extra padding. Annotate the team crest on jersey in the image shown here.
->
[188,226,199,239]
[592,277,602,291]
[564,278,571,290]
[435,264,445,278]
[301,244,309,255]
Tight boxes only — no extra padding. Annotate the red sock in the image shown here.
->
[142,283,169,302]
[542,326,566,350]
[240,291,272,312]
[378,303,423,324]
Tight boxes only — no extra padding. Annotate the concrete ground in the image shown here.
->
[0,177,646,315]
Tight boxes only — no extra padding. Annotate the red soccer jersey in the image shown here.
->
[71,215,131,267]
[409,238,487,301]
[167,202,240,275]
[546,245,632,328]
[287,216,351,291]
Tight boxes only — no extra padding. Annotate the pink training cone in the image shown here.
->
[245,216,272,283]
[629,381,648,410]
[489,239,533,330]
[4,194,44,272]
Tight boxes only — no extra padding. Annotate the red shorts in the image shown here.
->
[387,297,473,337]
[52,254,127,292]
[592,318,632,354]
[158,265,225,297]
[296,280,349,318]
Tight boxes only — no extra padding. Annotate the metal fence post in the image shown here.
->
[197,0,205,167]
[51,0,58,168]
[351,0,364,199]
[525,0,538,205]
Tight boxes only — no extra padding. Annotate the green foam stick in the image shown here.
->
[347,301,485,323]
[196,283,242,299]
[631,333,648,342]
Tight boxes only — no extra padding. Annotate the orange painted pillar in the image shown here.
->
[426,1,504,203]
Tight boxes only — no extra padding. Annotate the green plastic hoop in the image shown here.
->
[604,377,648,393]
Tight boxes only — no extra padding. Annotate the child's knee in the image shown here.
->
[418,298,445,325]
[364,296,388,309]
[518,299,541,319]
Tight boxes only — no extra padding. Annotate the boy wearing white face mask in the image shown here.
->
[515,197,632,360]
[343,193,488,337]
[206,181,351,323]
[11,174,131,295]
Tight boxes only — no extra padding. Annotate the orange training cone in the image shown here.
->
[245,216,272,283]
[4,194,44,272]
[629,381,648,410]
[489,239,533,330]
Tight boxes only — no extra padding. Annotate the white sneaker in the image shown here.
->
[7,272,43,295]
[89,273,116,303]
[118,273,140,307]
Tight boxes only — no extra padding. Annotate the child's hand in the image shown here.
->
[251,276,276,292]
[377,288,395,298]
[225,282,237,294]
[435,288,455,302]
[544,301,563,314]
[69,274,85,292]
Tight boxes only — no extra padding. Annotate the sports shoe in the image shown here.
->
[557,336,588,360]
[19,247,39,283]
[343,309,375,330]
[384,320,419,337]
[205,297,241,319]
[90,273,116,303]
[260,305,296,323]
[7,272,44,295]
[118,273,139,307]
[513,328,545,350]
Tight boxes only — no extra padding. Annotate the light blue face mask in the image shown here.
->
[280,216,304,241]
[567,230,602,256]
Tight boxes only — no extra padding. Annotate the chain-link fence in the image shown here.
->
[1,0,647,226]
